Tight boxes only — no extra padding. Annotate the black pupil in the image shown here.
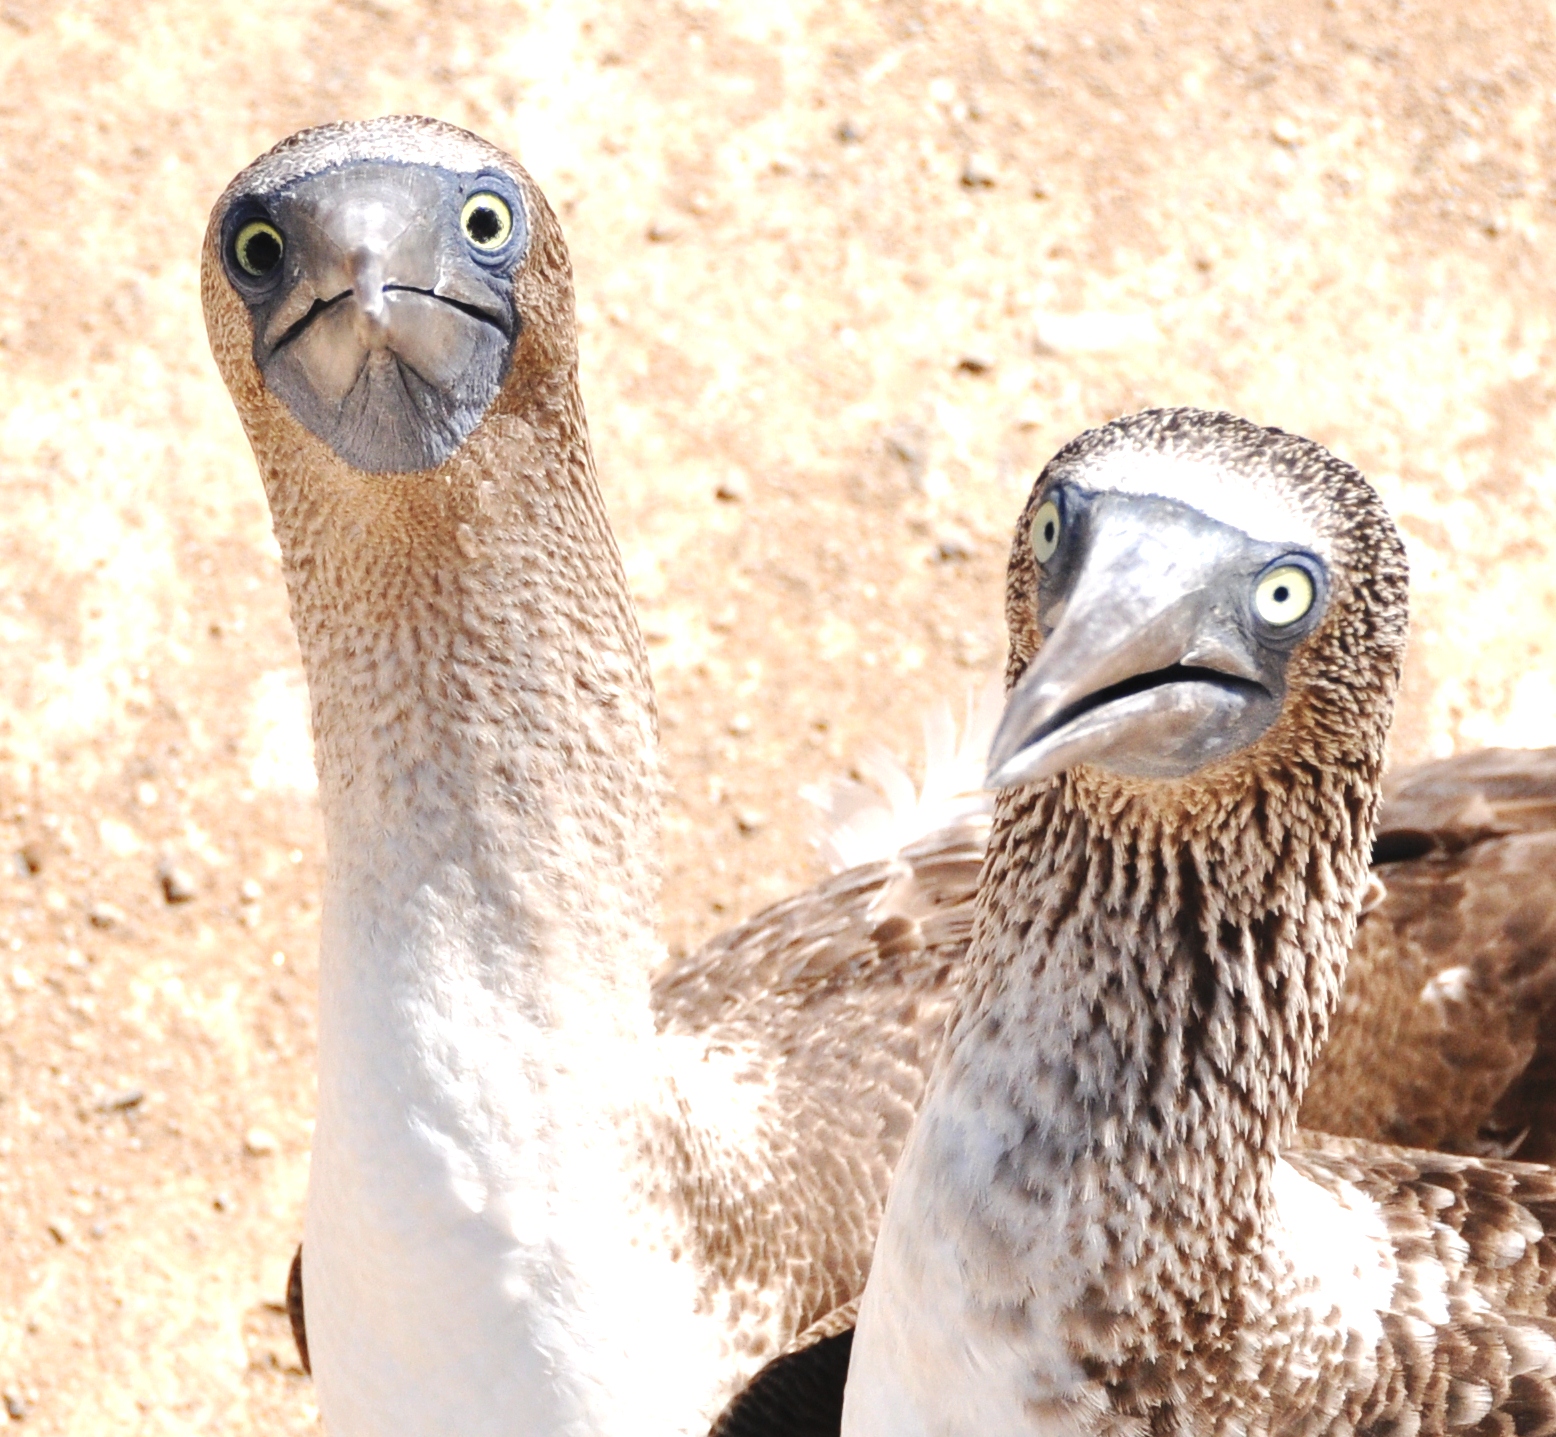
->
[467,204,503,244]
[1043,520,1056,543]
[1272,584,1290,603]
[242,229,281,275]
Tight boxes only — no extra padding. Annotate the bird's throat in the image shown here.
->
[945,765,1376,1305]
[259,361,668,1114]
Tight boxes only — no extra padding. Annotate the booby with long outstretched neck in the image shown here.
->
[203,118,1556,1436]
[202,114,997,1437]
[842,408,1556,1437]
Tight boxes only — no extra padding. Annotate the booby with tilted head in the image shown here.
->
[202,117,1556,1437]
[843,408,1556,1437]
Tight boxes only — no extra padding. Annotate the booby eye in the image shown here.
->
[1254,564,1316,628]
[233,220,284,279]
[1031,499,1062,564]
[462,192,514,250]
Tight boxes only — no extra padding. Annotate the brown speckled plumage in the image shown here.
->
[1313,748,1556,1160]
[650,821,980,1354]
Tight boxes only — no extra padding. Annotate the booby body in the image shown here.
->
[202,117,982,1437]
[843,410,1556,1437]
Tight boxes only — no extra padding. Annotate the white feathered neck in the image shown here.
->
[254,368,756,1434]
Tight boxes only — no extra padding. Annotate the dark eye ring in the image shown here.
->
[461,192,514,250]
[233,219,284,279]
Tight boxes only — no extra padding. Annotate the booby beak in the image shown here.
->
[986,492,1313,790]
[255,169,513,388]
[220,160,526,473]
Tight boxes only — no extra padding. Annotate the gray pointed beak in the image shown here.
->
[986,495,1285,790]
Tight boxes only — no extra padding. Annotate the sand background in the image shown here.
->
[1,0,1555,1429]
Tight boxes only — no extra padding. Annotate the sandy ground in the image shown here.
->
[1,0,1555,1429]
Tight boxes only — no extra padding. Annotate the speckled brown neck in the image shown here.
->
[202,141,666,1000]
[276,378,663,992]
[951,747,1382,1383]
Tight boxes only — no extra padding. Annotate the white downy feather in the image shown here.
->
[803,677,1002,873]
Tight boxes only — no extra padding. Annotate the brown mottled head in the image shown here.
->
[202,116,575,475]
[987,408,1409,794]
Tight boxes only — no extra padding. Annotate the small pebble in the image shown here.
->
[646,219,679,242]
[956,353,994,374]
[10,967,35,992]
[735,808,767,835]
[1030,173,1052,198]
[99,1087,144,1113]
[714,473,749,502]
[1270,115,1301,146]
[87,902,124,929]
[47,1216,74,1245]
[239,879,263,903]
[836,118,864,144]
[960,153,997,188]
[134,782,159,809]
[157,860,197,905]
[882,424,928,484]
[244,1126,279,1156]
[727,714,753,736]
[3,1389,27,1421]
[212,1192,231,1213]
[935,526,976,561]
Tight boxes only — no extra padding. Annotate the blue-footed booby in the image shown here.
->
[842,408,1556,1437]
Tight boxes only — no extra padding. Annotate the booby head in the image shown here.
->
[987,408,1408,792]
[203,116,568,474]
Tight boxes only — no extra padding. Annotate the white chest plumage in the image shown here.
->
[302,888,738,1437]
[842,1078,1093,1437]
[843,1069,1417,1437]
[305,1127,734,1437]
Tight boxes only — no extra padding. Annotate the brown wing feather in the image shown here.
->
[1303,748,1556,1156]
[653,815,985,1035]
[1288,1133,1556,1433]
[1374,746,1556,847]
[646,816,984,1374]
